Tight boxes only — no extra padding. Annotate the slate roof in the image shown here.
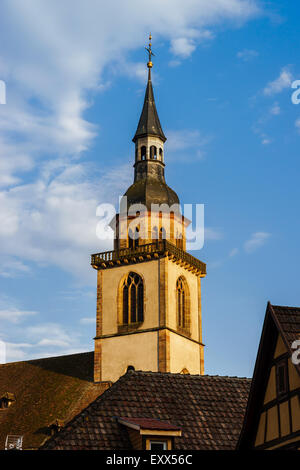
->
[124,177,180,211]
[43,370,251,450]
[133,68,166,143]
[0,352,110,450]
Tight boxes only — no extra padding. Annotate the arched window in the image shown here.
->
[128,228,133,249]
[176,232,183,249]
[159,148,163,160]
[133,227,139,248]
[128,227,139,249]
[152,226,158,240]
[150,145,157,160]
[122,272,144,324]
[141,146,146,160]
[176,276,190,333]
[159,227,166,240]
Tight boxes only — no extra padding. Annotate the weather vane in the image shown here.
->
[145,33,155,68]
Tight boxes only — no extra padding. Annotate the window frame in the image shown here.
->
[275,358,288,397]
[119,272,144,329]
[176,276,190,335]
[149,440,167,451]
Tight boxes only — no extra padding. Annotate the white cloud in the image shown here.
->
[168,60,181,68]
[0,295,37,323]
[166,129,212,161]
[0,308,37,323]
[205,228,223,241]
[229,248,239,257]
[2,322,91,362]
[0,257,30,278]
[170,30,214,61]
[80,317,95,325]
[237,49,258,61]
[295,118,300,133]
[253,100,281,145]
[119,61,149,84]
[0,0,260,283]
[170,38,196,58]
[0,0,259,184]
[3,342,33,362]
[264,67,293,96]
[270,102,280,115]
[244,232,271,253]
[36,338,70,348]
[0,160,131,282]
[59,288,95,301]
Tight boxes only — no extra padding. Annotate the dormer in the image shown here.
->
[117,417,182,450]
[0,392,16,409]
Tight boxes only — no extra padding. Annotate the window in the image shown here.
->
[152,226,158,240]
[159,227,166,240]
[159,148,163,160]
[133,227,140,248]
[176,276,190,333]
[276,360,288,396]
[122,272,144,325]
[150,145,157,160]
[149,441,167,450]
[0,399,8,409]
[176,231,183,249]
[0,393,15,409]
[128,227,139,249]
[128,228,133,249]
[141,146,146,160]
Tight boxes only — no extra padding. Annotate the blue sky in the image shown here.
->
[0,0,300,377]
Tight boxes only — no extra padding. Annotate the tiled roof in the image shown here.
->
[270,304,300,348]
[43,370,251,450]
[118,417,181,431]
[237,303,300,449]
[270,303,300,376]
[0,352,110,449]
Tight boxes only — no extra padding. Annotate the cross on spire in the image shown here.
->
[132,33,166,143]
[145,33,155,69]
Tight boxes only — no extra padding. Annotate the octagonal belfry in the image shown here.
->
[92,37,206,383]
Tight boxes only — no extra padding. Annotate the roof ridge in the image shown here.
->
[271,303,300,310]
[0,350,93,367]
[128,370,251,379]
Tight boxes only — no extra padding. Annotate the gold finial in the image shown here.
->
[145,33,154,68]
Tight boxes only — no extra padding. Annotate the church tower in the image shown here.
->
[92,36,206,383]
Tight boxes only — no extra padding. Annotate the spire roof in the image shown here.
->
[132,36,166,143]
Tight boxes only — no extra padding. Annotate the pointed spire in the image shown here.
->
[132,34,166,143]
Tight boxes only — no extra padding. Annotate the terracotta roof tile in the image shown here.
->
[270,304,300,347]
[43,370,251,450]
[0,352,110,449]
[118,417,181,431]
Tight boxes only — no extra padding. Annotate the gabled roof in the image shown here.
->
[237,302,300,450]
[118,417,181,432]
[270,304,300,355]
[0,352,110,449]
[43,370,250,450]
[133,69,166,143]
